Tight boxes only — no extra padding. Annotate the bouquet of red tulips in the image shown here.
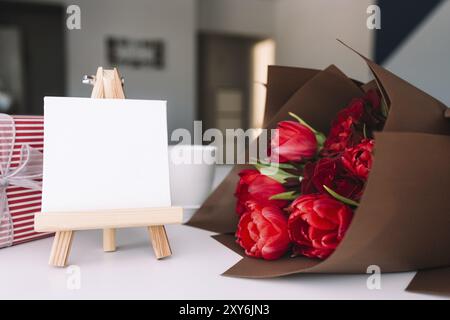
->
[189,43,450,295]
[235,89,387,260]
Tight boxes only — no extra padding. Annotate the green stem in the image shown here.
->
[323,185,359,207]
[269,191,299,201]
[288,112,316,133]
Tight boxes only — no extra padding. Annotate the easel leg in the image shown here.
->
[147,226,172,259]
[103,228,116,252]
[49,231,74,267]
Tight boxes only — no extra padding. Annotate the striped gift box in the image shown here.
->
[0,115,53,248]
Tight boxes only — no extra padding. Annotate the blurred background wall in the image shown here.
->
[275,0,374,82]
[199,0,275,37]
[381,0,450,106]
[0,0,448,136]
[1,0,197,134]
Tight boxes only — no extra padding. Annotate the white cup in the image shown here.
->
[168,145,217,210]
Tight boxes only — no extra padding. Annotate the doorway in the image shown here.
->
[0,2,66,115]
[197,33,275,134]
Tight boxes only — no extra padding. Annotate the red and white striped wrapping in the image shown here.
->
[0,115,52,248]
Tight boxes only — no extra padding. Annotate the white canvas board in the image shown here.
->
[42,97,171,212]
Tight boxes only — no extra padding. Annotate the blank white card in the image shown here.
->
[42,97,171,212]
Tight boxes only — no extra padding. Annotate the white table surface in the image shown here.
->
[0,166,445,300]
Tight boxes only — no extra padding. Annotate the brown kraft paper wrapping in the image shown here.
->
[186,43,450,295]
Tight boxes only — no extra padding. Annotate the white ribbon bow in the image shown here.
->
[0,114,43,248]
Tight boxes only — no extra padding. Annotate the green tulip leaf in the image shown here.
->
[255,163,298,184]
[288,112,316,132]
[256,159,296,170]
[315,132,326,148]
[269,191,299,201]
[381,97,389,118]
[363,123,368,139]
[323,185,359,207]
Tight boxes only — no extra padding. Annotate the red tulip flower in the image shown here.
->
[323,98,365,155]
[362,89,387,131]
[288,194,353,259]
[364,89,381,110]
[301,158,364,201]
[270,121,318,163]
[236,202,291,260]
[234,169,288,215]
[341,139,375,180]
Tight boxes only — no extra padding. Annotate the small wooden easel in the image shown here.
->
[35,67,182,267]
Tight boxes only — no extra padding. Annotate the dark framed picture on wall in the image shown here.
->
[106,37,165,70]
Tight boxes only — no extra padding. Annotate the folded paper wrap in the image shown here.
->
[187,44,450,296]
[0,114,52,248]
